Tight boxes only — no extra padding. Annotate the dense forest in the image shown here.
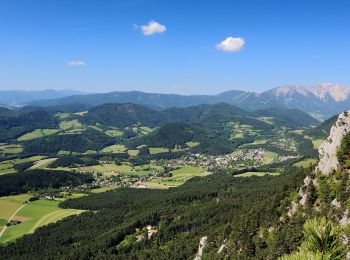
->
[0,169,93,196]
[0,169,308,259]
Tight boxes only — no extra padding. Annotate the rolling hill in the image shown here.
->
[28,84,350,119]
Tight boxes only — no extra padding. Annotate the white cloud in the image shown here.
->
[216,37,245,52]
[141,20,166,36]
[67,60,86,66]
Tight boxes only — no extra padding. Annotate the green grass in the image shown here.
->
[127,149,139,156]
[74,111,88,116]
[0,162,13,170]
[186,141,200,148]
[102,144,126,153]
[0,195,31,220]
[89,125,103,132]
[0,144,23,154]
[289,129,305,134]
[257,116,274,124]
[262,151,278,164]
[59,119,83,130]
[0,162,15,175]
[29,158,57,169]
[54,112,71,119]
[145,165,208,188]
[0,199,84,243]
[293,158,318,168]
[17,129,59,141]
[105,129,123,137]
[139,126,153,133]
[0,156,47,175]
[91,185,120,193]
[149,147,169,154]
[312,139,324,149]
[11,156,46,165]
[91,163,133,176]
[234,172,281,177]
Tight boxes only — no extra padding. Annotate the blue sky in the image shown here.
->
[1,0,350,94]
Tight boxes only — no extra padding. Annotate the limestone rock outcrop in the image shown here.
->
[316,110,350,175]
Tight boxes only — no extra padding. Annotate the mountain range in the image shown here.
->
[3,84,350,120]
[0,89,86,107]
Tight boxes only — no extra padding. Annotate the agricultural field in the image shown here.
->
[234,171,281,177]
[54,112,71,119]
[0,144,23,154]
[0,198,84,243]
[0,162,16,175]
[311,139,324,149]
[74,111,88,116]
[17,129,59,141]
[228,123,260,139]
[303,135,324,149]
[91,163,133,176]
[0,156,47,175]
[262,151,278,164]
[149,147,169,154]
[105,129,123,137]
[59,119,83,130]
[186,141,200,148]
[127,149,139,156]
[102,144,127,153]
[145,165,208,188]
[257,116,274,124]
[29,158,57,169]
[293,158,318,168]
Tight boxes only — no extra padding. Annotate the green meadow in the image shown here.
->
[0,198,84,244]
[234,171,281,177]
[293,158,318,168]
[17,129,59,141]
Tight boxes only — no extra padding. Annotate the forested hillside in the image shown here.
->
[0,170,307,259]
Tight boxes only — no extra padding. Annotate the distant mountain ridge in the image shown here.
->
[0,89,86,107]
[25,83,350,119]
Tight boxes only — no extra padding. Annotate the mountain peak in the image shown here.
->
[269,83,350,102]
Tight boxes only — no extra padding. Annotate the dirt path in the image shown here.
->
[0,204,27,239]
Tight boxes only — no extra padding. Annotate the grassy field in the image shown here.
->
[0,194,32,239]
[0,199,84,243]
[127,149,139,156]
[17,129,59,141]
[257,116,274,124]
[149,147,169,154]
[91,163,133,176]
[54,112,71,119]
[102,144,126,153]
[0,156,47,175]
[29,158,57,169]
[59,119,83,130]
[105,129,123,137]
[186,141,200,148]
[90,185,120,193]
[145,165,208,188]
[234,172,281,177]
[262,151,278,164]
[293,158,318,168]
[74,111,88,116]
[311,139,324,149]
[138,126,153,134]
[0,144,23,154]
[0,163,16,175]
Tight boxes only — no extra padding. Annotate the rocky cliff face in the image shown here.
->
[316,110,350,175]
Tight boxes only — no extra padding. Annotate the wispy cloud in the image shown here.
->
[141,20,166,36]
[67,60,86,66]
[216,37,245,52]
